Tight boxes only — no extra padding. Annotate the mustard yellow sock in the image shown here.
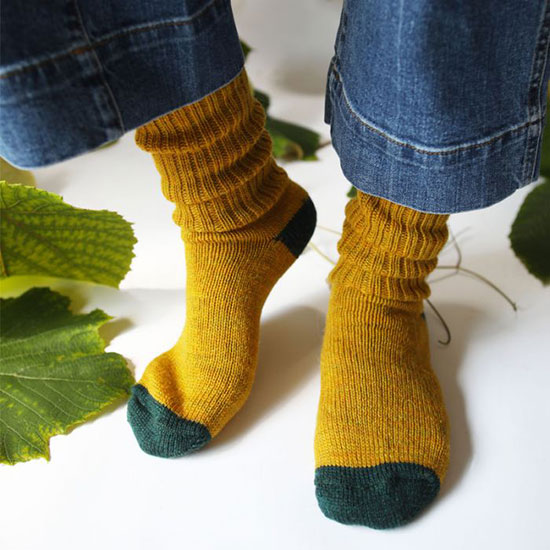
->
[127,69,316,457]
[314,191,450,528]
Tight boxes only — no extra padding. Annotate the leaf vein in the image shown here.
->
[0,416,43,455]
[0,386,55,429]
[44,382,97,413]
[15,380,75,420]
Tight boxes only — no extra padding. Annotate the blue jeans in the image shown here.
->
[1,0,549,213]
[0,0,244,168]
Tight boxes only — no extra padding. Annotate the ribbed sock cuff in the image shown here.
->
[329,192,450,303]
[135,69,289,232]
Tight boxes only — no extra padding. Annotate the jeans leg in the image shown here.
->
[325,0,550,213]
[0,0,244,168]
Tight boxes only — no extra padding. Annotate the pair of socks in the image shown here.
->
[127,69,450,529]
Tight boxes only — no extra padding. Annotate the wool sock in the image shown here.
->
[127,69,316,457]
[314,191,450,528]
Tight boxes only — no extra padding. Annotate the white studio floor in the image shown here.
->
[1,2,549,549]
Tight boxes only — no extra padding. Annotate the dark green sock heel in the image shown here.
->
[274,196,317,257]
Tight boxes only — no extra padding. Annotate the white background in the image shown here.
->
[1,1,549,549]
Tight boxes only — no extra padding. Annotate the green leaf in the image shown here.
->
[539,110,550,180]
[254,89,271,111]
[0,182,136,287]
[268,131,304,161]
[509,180,550,285]
[240,40,252,60]
[0,158,35,187]
[96,139,120,151]
[0,287,134,464]
[266,117,321,160]
[347,186,357,198]
[240,40,321,162]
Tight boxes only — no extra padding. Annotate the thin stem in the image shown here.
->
[426,298,451,345]
[429,228,464,283]
[448,227,462,269]
[435,265,517,311]
[441,226,469,254]
[316,224,342,236]
[307,242,336,265]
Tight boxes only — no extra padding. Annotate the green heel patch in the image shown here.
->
[274,196,317,257]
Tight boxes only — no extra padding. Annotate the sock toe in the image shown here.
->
[315,462,440,529]
[127,384,211,458]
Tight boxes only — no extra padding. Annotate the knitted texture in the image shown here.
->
[127,69,316,457]
[314,191,450,528]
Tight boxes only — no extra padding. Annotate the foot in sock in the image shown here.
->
[127,69,316,457]
[314,191,450,529]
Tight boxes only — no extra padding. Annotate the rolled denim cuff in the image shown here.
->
[325,61,548,214]
[325,0,550,214]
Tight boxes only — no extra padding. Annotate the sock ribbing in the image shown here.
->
[328,192,449,305]
[135,70,290,233]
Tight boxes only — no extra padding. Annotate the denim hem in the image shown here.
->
[523,0,550,184]
[0,0,244,168]
[325,62,547,214]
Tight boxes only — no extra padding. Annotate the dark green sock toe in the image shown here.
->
[315,462,440,529]
[127,384,211,458]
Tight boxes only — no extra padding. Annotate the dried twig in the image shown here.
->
[426,298,451,345]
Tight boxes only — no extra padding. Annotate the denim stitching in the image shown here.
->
[331,64,541,157]
[72,0,125,133]
[0,0,226,80]
[522,0,550,183]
